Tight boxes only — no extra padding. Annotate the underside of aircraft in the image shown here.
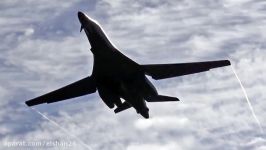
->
[25,11,231,119]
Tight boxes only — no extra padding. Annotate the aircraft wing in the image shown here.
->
[25,76,96,106]
[142,60,230,80]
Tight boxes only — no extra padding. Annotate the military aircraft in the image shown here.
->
[25,11,231,118]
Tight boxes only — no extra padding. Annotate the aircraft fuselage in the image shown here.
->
[79,12,157,118]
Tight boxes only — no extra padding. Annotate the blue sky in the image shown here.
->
[0,0,266,149]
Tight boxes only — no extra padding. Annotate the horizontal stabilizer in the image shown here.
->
[114,102,131,113]
[146,95,179,102]
[142,60,231,80]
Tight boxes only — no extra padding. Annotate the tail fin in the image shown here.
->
[114,102,131,113]
[146,95,179,102]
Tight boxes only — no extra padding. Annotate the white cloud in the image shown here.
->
[127,142,182,150]
[134,116,189,130]
[0,0,265,149]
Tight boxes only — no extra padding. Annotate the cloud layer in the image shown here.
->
[0,0,265,149]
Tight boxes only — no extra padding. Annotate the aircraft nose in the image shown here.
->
[78,11,85,20]
[78,11,92,25]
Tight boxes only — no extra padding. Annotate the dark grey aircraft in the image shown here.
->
[25,11,231,118]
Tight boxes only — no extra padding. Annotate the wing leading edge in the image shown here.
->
[142,60,230,80]
[25,76,96,106]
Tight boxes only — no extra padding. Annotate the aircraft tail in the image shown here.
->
[146,95,179,102]
[114,102,131,113]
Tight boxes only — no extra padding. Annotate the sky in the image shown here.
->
[0,0,266,149]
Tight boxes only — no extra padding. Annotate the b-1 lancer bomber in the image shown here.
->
[25,11,231,119]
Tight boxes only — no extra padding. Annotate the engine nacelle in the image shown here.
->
[97,85,121,109]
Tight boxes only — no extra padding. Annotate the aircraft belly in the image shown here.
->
[97,83,121,109]
[93,51,141,78]
[92,54,153,119]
